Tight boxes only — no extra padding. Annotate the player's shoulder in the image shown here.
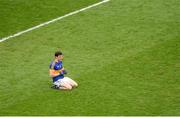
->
[49,60,57,69]
[50,60,56,65]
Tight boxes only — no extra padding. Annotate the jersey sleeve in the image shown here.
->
[49,62,55,70]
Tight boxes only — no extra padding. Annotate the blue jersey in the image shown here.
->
[49,60,64,82]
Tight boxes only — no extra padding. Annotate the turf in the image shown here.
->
[0,0,180,115]
[0,0,100,38]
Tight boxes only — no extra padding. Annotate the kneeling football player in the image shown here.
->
[49,51,78,90]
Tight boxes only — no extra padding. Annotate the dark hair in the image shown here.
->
[55,51,63,57]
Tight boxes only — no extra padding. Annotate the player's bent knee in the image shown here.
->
[75,82,78,87]
[73,82,78,87]
[68,86,72,90]
[66,85,72,90]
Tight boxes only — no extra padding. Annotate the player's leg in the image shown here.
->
[54,79,72,90]
[64,77,78,87]
[60,78,73,90]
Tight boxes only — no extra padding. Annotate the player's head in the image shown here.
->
[55,51,64,61]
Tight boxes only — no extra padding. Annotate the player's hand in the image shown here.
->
[61,70,67,74]
[61,67,65,71]
[63,70,67,74]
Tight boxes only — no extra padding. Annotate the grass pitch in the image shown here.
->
[0,0,180,115]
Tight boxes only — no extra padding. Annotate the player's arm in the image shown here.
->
[49,62,62,77]
[49,67,66,77]
[49,69,60,77]
[58,67,67,74]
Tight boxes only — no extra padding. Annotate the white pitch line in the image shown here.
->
[0,0,110,43]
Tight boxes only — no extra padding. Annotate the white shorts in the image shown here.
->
[53,77,74,87]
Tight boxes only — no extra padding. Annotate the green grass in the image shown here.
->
[0,0,180,115]
[0,0,100,38]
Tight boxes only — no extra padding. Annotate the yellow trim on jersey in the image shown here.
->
[53,70,62,74]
